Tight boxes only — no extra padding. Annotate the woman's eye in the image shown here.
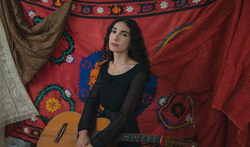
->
[111,30,116,33]
[121,33,127,37]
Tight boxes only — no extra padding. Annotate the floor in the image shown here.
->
[0,127,8,147]
[0,127,36,147]
[7,137,32,147]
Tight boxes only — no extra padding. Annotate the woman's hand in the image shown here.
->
[76,130,92,147]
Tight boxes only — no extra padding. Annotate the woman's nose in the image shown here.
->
[113,34,119,41]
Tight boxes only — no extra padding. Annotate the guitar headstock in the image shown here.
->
[163,136,198,147]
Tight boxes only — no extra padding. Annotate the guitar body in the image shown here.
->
[37,111,81,147]
[37,111,111,147]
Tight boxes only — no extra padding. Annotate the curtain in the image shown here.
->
[0,18,39,129]
[0,0,73,86]
[0,0,72,137]
[151,0,250,146]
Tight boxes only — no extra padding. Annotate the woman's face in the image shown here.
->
[109,21,131,54]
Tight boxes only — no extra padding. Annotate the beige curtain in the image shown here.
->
[0,18,39,129]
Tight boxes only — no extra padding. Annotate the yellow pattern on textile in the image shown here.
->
[161,26,192,49]
[46,98,61,113]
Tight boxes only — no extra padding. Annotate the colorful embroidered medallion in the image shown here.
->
[156,91,196,131]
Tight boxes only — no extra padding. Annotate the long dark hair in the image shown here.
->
[100,17,152,82]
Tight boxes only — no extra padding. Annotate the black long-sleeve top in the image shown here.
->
[78,61,148,147]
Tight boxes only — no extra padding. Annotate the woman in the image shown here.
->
[77,17,151,147]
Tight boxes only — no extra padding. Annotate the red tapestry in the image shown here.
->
[151,0,250,146]
[6,0,217,146]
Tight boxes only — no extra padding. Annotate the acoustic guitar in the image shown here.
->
[37,111,198,147]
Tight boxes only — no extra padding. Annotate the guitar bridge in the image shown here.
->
[54,123,68,143]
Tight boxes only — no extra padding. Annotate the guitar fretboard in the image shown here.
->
[90,131,162,143]
[117,133,162,143]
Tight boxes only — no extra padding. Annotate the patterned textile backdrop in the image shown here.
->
[6,0,216,144]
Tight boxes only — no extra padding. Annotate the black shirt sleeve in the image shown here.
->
[77,66,102,133]
[90,72,147,147]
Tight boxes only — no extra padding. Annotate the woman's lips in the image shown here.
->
[111,43,119,46]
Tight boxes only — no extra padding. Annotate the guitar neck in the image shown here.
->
[117,133,162,143]
[90,131,197,147]
[116,133,198,147]
[90,117,197,147]
[91,131,162,143]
